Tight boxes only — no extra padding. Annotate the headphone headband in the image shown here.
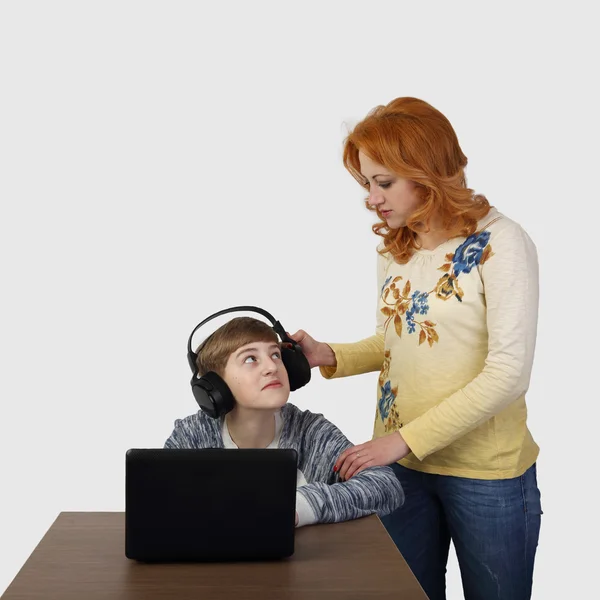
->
[187,305,291,375]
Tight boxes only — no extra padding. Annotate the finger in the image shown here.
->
[345,456,373,480]
[338,454,359,481]
[336,456,351,481]
[288,329,305,343]
[336,446,355,468]
[333,444,366,478]
[336,442,367,469]
[349,459,375,478]
[336,442,363,469]
[338,451,367,481]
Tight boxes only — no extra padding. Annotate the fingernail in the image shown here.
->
[333,465,338,472]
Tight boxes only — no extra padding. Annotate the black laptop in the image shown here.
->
[125,448,298,562]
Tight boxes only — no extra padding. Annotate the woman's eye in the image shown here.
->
[244,356,257,363]
[378,182,392,189]
[272,352,281,360]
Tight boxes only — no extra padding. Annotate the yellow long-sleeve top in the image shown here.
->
[320,207,539,479]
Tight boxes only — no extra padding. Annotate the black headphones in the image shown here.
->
[187,306,311,419]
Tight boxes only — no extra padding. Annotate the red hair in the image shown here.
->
[343,97,491,264]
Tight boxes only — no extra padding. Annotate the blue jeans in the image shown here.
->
[380,463,542,600]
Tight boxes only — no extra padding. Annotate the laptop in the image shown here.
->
[125,448,298,562]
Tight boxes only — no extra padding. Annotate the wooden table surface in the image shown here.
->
[2,512,427,599]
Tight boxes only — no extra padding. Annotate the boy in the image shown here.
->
[165,316,404,527]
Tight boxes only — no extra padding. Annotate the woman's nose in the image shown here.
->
[368,190,385,206]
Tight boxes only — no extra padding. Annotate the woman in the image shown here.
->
[290,97,542,600]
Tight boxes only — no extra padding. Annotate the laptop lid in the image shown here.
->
[125,448,298,562]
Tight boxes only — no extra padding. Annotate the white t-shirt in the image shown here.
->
[221,411,314,525]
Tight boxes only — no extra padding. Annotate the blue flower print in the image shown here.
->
[378,380,396,420]
[380,278,439,345]
[405,308,416,334]
[404,290,429,334]
[411,291,429,315]
[452,230,491,276]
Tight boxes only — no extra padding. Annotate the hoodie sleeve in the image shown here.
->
[295,411,404,525]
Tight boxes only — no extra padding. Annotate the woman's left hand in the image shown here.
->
[335,432,411,481]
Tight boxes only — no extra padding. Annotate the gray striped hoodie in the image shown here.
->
[164,403,404,526]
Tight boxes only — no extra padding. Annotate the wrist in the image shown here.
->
[319,343,337,368]
[396,431,410,458]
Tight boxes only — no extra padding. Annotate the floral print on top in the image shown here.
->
[377,230,495,429]
[380,230,495,347]
[376,350,402,432]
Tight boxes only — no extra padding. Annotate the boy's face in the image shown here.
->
[222,341,290,411]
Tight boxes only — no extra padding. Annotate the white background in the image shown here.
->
[1,1,598,597]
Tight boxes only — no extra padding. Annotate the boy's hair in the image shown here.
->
[196,316,279,376]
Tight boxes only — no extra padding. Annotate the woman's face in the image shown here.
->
[358,151,422,229]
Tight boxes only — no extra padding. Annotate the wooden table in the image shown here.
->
[2,512,427,599]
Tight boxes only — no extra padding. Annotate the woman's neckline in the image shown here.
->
[413,237,456,256]
[412,207,499,256]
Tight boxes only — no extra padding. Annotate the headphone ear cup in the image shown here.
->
[191,371,235,418]
[281,344,311,391]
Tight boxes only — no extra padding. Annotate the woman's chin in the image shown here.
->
[385,217,405,230]
[379,211,404,228]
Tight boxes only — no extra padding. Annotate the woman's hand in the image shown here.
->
[335,432,411,480]
[288,329,337,369]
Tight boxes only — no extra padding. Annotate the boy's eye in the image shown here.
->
[242,351,281,364]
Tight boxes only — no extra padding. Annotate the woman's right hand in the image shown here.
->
[288,330,337,369]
